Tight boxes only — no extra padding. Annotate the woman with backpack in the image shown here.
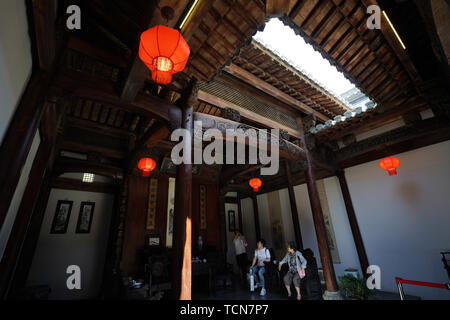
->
[278,241,307,300]
[250,238,271,296]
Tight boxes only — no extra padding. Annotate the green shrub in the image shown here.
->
[338,274,372,300]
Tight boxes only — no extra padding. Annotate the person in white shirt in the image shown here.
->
[250,239,271,296]
[233,230,248,284]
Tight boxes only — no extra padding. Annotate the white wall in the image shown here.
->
[0,0,35,262]
[335,140,450,299]
[240,140,450,299]
[0,0,32,142]
[27,188,115,299]
[256,194,274,249]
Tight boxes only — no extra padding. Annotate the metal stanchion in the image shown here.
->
[396,278,405,300]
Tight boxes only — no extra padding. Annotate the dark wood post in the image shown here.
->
[0,141,52,299]
[0,72,48,230]
[285,161,304,250]
[336,169,370,277]
[296,117,341,299]
[171,79,197,300]
[237,192,243,233]
[218,195,227,256]
[252,195,261,240]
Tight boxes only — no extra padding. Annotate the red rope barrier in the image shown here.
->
[395,277,449,290]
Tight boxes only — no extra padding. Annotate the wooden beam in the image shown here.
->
[224,64,330,122]
[50,177,118,194]
[220,164,266,185]
[66,36,127,69]
[216,73,299,119]
[360,0,422,85]
[336,170,370,277]
[266,0,291,16]
[32,0,56,71]
[315,97,428,143]
[52,70,182,126]
[193,112,306,161]
[127,122,170,170]
[59,140,127,160]
[181,0,214,42]
[198,90,301,139]
[53,158,124,180]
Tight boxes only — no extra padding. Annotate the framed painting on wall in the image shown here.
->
[50,200,73,234]
[146,234,161,247]
[76,202,95,234]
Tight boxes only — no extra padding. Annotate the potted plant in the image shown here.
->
[338,274,372,300]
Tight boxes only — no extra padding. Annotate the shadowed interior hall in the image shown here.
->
[0,0,449,301]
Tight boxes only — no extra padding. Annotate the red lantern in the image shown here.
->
[249,178,262,192]
[138,158,156,177]
[138,25,190,85]
[379,157,400,176]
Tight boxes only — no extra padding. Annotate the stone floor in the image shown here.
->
[192,276,421,300]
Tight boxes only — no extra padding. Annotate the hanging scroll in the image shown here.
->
[199,185,207,230]
[146,178,158,230]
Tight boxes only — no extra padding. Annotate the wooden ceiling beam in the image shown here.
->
[127,122,170,170]
[224,63,330,122]
[53,158,124,179]
[32,0,56,71]
[52,70,181,127]
[197,90,301,139]
[194,112,306,161]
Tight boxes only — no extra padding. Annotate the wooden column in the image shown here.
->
[6,168,52,298]
[336,170,370,277]
[285,161,304,250]
[237,193,243,234]
[252,195,261,240]
[0,141,52,298]
[172,80,196,300]
[296,117,340,297]
[0,72,48,230]
[218,195,227,256]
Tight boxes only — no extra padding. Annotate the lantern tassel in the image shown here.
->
[143,171,150,177]
[388,169,397,176]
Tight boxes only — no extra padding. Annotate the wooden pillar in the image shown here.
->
[237,193,243,233]
[171,80,196,300]
[252,195,261,240]
[296,117,341,298]
[0,72,49,231]
[336,170,370,277]
[6,168,52,298]
[218,195,227,256]
[285,161,304,250]
[0,140,52,298]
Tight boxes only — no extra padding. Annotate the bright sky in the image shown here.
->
[253,18,358,98]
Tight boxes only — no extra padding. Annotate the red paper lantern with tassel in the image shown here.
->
[379,157,400,176]
[138,25,190,85]
[138,158,156,177]
[249,178,262,192]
